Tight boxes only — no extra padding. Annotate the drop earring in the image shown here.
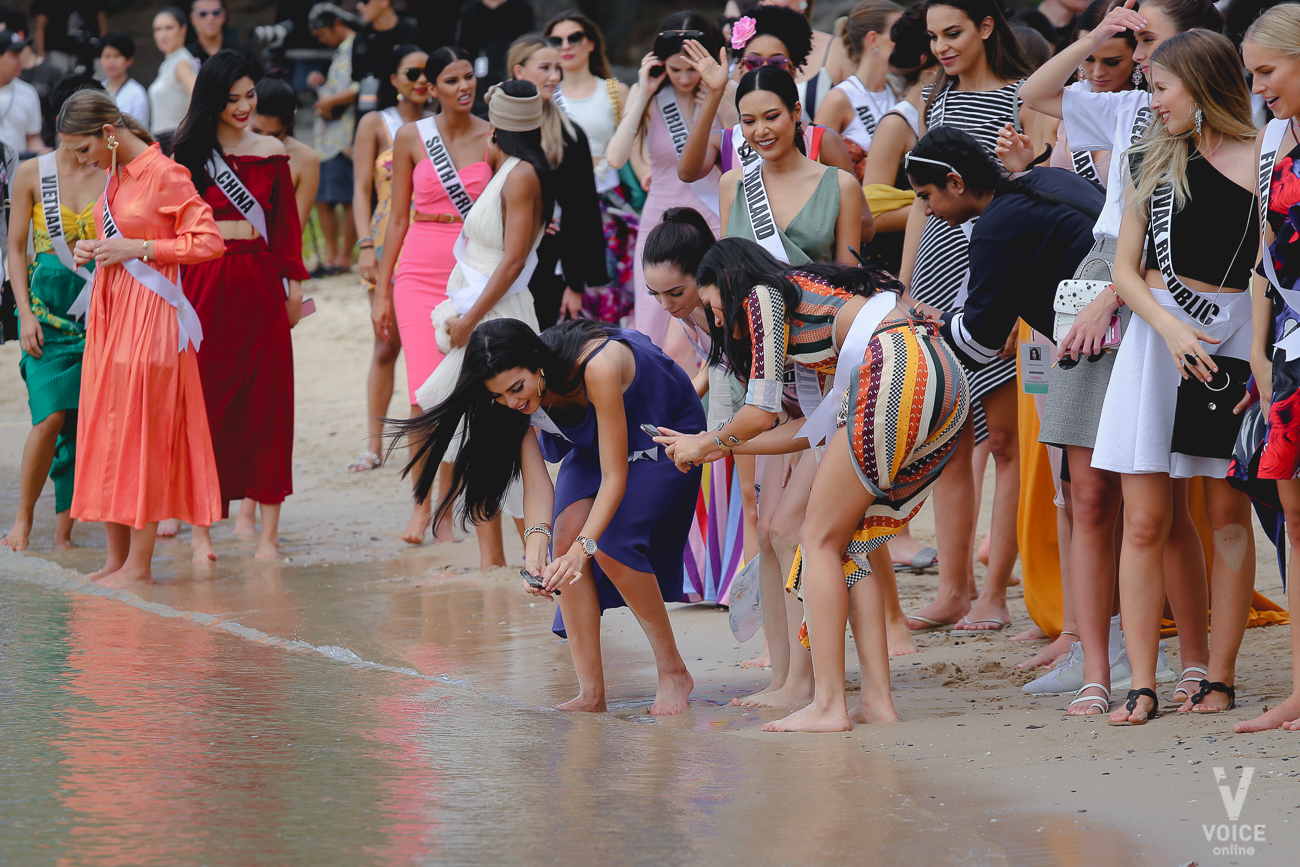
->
[106,132,119,175]
[1078,65,1086,82]
[1194,107,1203,136]
[1132,67,1143,88]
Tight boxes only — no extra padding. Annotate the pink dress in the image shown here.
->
[392,148,492,404]
[632,94,720,350]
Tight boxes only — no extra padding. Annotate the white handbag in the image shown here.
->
[1052,279,1112,343]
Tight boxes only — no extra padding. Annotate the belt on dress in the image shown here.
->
[413,212,463,223]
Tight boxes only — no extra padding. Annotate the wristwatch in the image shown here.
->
[575,535,598,557]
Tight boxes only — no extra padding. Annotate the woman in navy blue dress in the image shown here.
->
[399,319,705,715]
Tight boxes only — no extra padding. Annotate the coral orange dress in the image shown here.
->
[71,144,226,529]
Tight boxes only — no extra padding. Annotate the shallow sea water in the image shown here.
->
[0,557,1185,867]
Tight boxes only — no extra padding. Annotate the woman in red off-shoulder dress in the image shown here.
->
[171,51,310,561]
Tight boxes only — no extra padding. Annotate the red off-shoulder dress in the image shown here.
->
[182,153,310,516]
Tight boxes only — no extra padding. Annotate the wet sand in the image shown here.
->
[3,273,1299,866]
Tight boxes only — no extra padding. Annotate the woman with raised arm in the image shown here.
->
[896,0,1035,639]
[407,81,554,569]
[605,11,722,368]
[398,319,705,715]
[656,239,969,731]
[815,1,905,181]
[373,46,492,547]
[1237,3,1300,735]
[61,89,225,586]
[1014,0,1224,713]
[543,11,636,324]
[1094,31,1258,726]
[1,93,105,552]
[172,51,310,562]
[507,35,608,328]
[346,44,435,476]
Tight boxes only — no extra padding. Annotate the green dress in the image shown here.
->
[19,200,95,513]
[726,165,841,266]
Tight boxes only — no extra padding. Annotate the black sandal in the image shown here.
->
[1108,688,1162,726]
[1187,680,1236,713]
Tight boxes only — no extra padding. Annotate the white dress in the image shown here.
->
[149,47,196,136]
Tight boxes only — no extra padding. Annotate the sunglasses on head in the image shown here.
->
[742,54,791,72]
[659,29,704,40]
[904,152,962,178]
[548,31,589,48]
[401,66,427,82]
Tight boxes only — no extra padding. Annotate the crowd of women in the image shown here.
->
[9,0,1300,737]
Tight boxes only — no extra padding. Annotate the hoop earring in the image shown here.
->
[1194,107,1203,136]
[537,372,546,398]
[106,133,119,175]
[1131,67,1143,88]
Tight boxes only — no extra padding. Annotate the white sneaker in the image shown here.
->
[1107,642,1175,694]
[1155,641,1176,684]
[1023,641,1084,695]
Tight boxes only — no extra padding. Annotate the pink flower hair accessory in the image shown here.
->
[731,16,757,50]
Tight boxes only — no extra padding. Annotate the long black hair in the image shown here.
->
[905,125,1055,197]
[695,237,903,378]
[254,71,297,135]
[378,43,427,111]
[394,319,621,529]
[492,80,557,220]
[643,206,716,276]
[171,49,258,189]
[735,66,807,156]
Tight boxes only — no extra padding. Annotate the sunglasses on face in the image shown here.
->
[742,54,791,72]
[401,66,427,82]
[194,8,224,18]
[548,31,588,48]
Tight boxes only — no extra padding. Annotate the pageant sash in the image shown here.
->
[1258,119,1300,359]
[447,232,538,314]
[101,183,203,353]
[739,144,788,264]
[42,153,96,318]
[380,106,403,142]
[800,291,899,449]
[1148,178,1228,329]
[551,86,568,115]
[841,75,884,138]
[656,87,720,216]
[205,150,267,241]
[415,115,474,219]
[1071,148,1099,183]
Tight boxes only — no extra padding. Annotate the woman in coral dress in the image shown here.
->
[172,51,310,561]
[60,90,225,587]
[374,46,493,545]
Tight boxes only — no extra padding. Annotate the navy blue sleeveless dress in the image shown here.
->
[533,329,706,636]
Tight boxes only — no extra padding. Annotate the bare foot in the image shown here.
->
[1015,633,1073,669]
[254,540,280,560]
[731,680,814,708]
[884,532,923,564]
[99,565,153,589]
[233,520,257,535]
[1007,573,1022,587]
[762,702,851,732]
[86,559,125,582]
[886,617,918,656]
[52,536,76,550]
[977,533,990,567]
[848,698,901,725]
[1,517,31,551]
[191,537,218,563]
[1235,695,1300,732]
[557,693,607,712]
[1011,625,1049,642]
[740,639,771,669]
[650,669,694,716]
[156,519,181,538]
[53,512,75,549]
[951,599,1011,632]
[906,599,970,632]
[400,511,428,545]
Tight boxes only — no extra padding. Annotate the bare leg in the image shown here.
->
[1181,479,1254,712]
[1165,479,1210,699]
[870,545,916,656]
[53,510,75,549]
[956,382,1018,630]
[99,523,160,588]
[766,428,895,732]
[234,498,258,534]
[1062,448,1121,713]
[1237,479,1300,731]
[337,204,357,270]
[316,203,341,267]
[887,524,924,565]
[551,500,605,711]
[1110,473,1171,725]
[476,514,507,569]
[972,438,992,569]
[430,466,456,543]
[191,524,217,562]
[156,518,181,537]
[907,418,975,628]
[364,303,401,461]
[847,560,904,726]
[600,553,695,715]
[737,454,759,563]
[88,521,130,580]
[401,404,433,544]
[733,455,793,703]
[255,502,282,560]
[2,411,64,551]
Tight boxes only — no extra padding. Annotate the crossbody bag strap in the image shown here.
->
[1011,79,1025,135]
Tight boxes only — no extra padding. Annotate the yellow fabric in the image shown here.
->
[31,200,97,254]
[863,183,915,219]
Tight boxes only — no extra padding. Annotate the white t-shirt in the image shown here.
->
[1061,87,1151,240]
[107,78,150,130]
[0,78,42,154]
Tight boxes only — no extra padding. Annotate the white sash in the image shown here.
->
[380,106,403,143]
[1071,148,1099,183]
[800,291,899,449]
[101,182,204,353]
[447,232,538,314]
[739,146,789,264]
[415,115,475,219]
[1258,119,1300,360]
[41,153,96,319]
[551,86,568,116]
[840,75,886,140]
[656,87,719,217]
[1148,178,1228,329]
[205,150,267,241]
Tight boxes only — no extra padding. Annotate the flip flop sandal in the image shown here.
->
[1069,683,1111,716]
[347,450,382,472]
[1108,687,1162,725]
[1170,665,1208,703]
[906,613,957,633]
[951,617,1011,633]
[893,545,939,573]
[1187,680,1237,713]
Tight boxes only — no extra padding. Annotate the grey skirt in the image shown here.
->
[1038,236,1126,450]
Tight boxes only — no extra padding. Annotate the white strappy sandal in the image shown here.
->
[1171,665,1208,704]
[1069,683,1111,716]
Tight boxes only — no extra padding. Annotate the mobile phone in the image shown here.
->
[300,298,317,318]
[640,423,661,437]
[520,568,560,596]
[1101,313,1120,349]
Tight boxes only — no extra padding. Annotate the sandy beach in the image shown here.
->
[3,273,1299,866]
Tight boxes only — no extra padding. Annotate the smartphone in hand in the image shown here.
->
[640,423,661,437]
[520,568,560,596]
